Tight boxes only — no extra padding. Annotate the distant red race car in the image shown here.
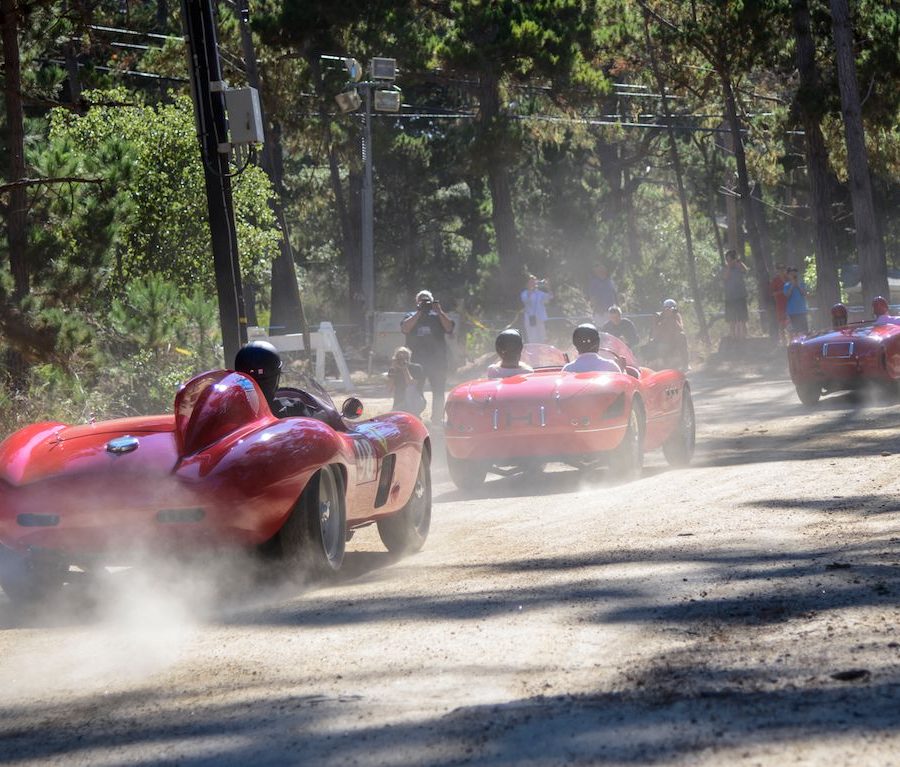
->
[0,370,431,603]
[788,320,900,404]
[443,339,695,490]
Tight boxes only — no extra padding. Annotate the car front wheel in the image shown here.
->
[378,448,431,554]
[663,389,696,467]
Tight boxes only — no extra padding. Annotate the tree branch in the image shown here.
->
[0,176,103,195]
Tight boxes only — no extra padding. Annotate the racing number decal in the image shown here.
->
[352,439,378,484]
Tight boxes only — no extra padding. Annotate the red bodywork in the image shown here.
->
[788,321,900,402]
[445,342,689,467]
[0,370,428,565]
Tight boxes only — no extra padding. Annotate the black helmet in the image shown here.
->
[831,303,848,323]
[234,341,282,402]
[496,328,524,355]
[572,323,600,354]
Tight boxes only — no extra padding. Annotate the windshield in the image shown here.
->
[521,343,569,369]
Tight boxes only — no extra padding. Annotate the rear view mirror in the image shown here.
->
[341,397,364,419]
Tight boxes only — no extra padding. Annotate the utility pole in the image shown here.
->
[360,83,375,344]
[181,0,246,366]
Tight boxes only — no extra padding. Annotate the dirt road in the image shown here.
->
[2,362,900,766]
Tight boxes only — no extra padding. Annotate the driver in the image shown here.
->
[872,296,900,326]
[487,329,534,379]
[234,341,321,419]
[831,303,848,329]
[562,324,621,373]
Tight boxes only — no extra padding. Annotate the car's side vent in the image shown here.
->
[374,453,397,508]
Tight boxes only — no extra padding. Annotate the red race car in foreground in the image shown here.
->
[443,339,695,490]
[0,370,431,603]
[788,320,900,405]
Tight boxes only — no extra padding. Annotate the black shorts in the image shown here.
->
[725,298,749,323]
[789,313,809,334]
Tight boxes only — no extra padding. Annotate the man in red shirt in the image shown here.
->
[770,264,789,343]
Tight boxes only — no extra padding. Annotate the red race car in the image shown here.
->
[0,369,431,603]
[788,320,900,404]
[443,339,695,490]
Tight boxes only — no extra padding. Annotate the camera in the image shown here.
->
[418,299,434,312]
[536,279,548,291]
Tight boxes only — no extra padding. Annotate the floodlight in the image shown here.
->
[335,89,361,112]
[370,57,397,81]
[374,88,401,112]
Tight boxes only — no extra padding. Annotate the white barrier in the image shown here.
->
[247,322,353,391]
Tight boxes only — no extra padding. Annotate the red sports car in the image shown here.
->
[443,339,695,490]
[788,320,900,404]
[0,369,431,603]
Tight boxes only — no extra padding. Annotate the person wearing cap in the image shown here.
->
[600,305,640,350]
[649,299,690,371]
[400,289,455,422]
[722,249,749,339]
[831,303,849,329]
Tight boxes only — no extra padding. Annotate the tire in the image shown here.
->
[608,404,643,481]
[796,382,821,406]
[0,557,65,605]
[447,451,488,492]
[377,448,431,554]
[662,388,696,467]
[278,466,346,577]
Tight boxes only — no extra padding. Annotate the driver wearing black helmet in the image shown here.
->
[234,341,322,419]
[562,324,621,373]
[486,329,534,379]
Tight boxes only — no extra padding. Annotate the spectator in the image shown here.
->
[520,275,552,343]
[601,305,640,350]
[487,329,534,379]
[562,324,621,373]
[588,263,617,326]
[649,299,690,371]
[722,250,749,339]
[770,263,789,343]
[783,267,809,337]
[400,290,455,422]
[387,346,426,416]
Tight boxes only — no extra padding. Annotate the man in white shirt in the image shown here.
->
[562,324,621,373]
[487,329,534,378]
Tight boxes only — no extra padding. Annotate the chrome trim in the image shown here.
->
[822,341,855,359]
[539,405,546,427]
[492,409,499,431]
[106,435,140,454]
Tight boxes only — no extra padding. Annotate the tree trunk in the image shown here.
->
[721,74,775,337]
[792,0,841,313]
[309,54,363,327]
[644,12,709,346]
[478,71,521,302]
[829,0,888,304]
[2,0,28,301]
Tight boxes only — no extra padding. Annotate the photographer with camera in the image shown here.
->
[521,275,553,344]
[400,289,455,423]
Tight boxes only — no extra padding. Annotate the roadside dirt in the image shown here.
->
[2,358,900,766]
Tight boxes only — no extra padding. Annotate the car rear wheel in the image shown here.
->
[662,388,696,467]
[796,382,821,406]
[0,555,65,605]
[377,447,431,554]
[279,466,346,577]
[608,404,643,481]
[447,451,488,492]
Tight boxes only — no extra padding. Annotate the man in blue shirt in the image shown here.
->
[783,267,809,336]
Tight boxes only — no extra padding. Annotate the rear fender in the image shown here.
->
[0,422,66,486]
